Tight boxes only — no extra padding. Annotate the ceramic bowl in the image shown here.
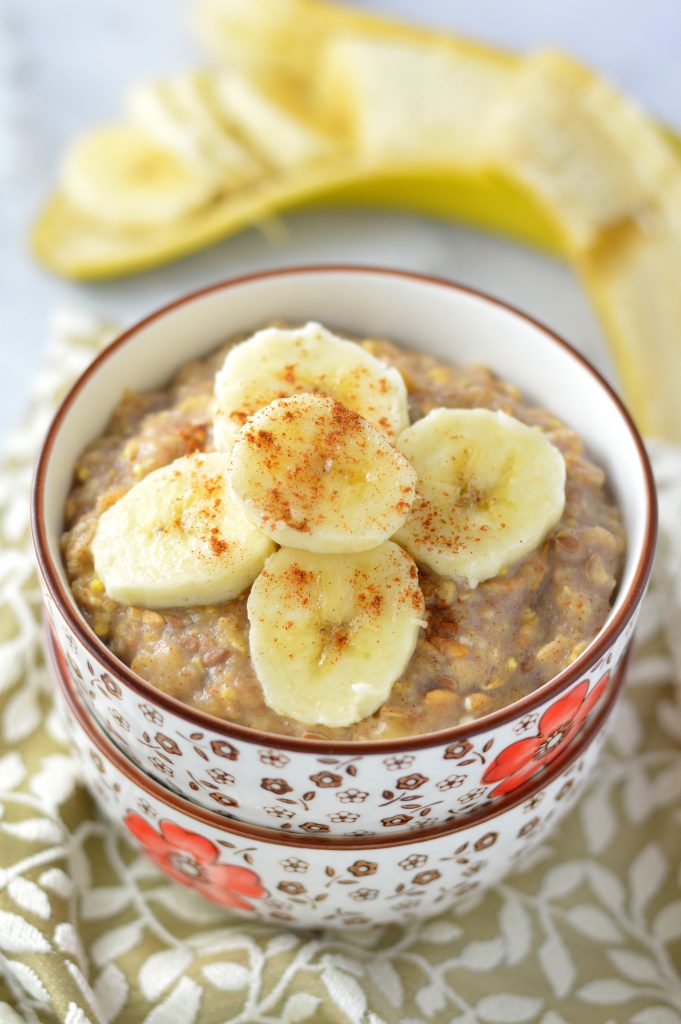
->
[32,266,656,836]
[50,623,625,928]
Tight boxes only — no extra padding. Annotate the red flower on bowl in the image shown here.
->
[481,672,609,798]
[125,813,265,910]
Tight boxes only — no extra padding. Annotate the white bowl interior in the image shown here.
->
[41,268,650,650]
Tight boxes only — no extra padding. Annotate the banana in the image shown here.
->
[91,452,275,607]
[213,322,409,449]
[213,71,338,170]
[230,393,416,552]
[394,408,566,587]
[59,124,218,228]
[127,74,263,188]
[247,542,425,727]
[33,0,681,443]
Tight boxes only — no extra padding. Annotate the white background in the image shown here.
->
[1,0,680,441]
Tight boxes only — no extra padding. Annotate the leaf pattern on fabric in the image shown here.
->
[0,313,680,1022]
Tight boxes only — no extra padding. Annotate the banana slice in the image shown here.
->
[214,322,409,449]
[247,543,425,727]
[127,75,263,188]
[91,453,275,608]
[322,35,515,164]
[230,393,416,552]
[213,71,337,170]
[60,124,217,228]
[394,408,566,587]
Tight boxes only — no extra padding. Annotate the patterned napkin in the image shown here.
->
[1,313,680,1024]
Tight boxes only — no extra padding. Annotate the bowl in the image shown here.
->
[49,622,625,928]
[32,265,656,836]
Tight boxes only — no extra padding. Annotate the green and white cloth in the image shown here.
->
[0,313,680,1024]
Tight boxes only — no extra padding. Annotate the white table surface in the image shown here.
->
[2,0,679,444]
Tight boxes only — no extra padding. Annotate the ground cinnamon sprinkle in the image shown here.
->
[209,527,229,557]
[177,422,208,453]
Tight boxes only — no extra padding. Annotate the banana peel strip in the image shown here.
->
[32,0,681,441]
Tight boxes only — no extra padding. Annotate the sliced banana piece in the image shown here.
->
[322,35,515,164]
[91,452,275,608]
[214,322,409,449]
[247,543,425,727]
[230,393,416,552]
[395,408,566,587]
[213,71,337,170]
[127,74,263,188]
[60,124,217,228]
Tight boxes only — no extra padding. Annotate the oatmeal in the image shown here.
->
[62,328,625,741]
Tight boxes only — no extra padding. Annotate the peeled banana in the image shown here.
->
[32,0,681,440]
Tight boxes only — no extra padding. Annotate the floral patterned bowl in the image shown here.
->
[32,266,656,836]
[50,623,626,928]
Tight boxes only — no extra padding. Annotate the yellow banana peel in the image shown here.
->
[31,0,681,441]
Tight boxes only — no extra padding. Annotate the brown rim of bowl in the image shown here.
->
[31,264,657,755]
[49,619,629,851]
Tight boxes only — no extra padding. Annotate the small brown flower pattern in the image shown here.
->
[150,757,173,778]
[336,788,368,804]
[518,816,541,838]
[139,703,163,725]
[261,778,293,796]
[457,787,486,806]
[347,860,378,878]
[110,710,129,731]
[280,857,308,873]
[310,771,343,788]
[408,818,434,831]
[444,740,473,760]
[514,713,539,735]
[277,881,306,895]
[209,792,238,808]
[350,888,378,901]
[207,768,234,785]
[100,673,122,698]
[396,773,428,791]
[436,774,466,792]
[299,822,329,834]
[156,733,181,756]
[383,755,415,771]
[474,832,498,851]
[399,854,427,871]
[382,814,412,828]
[413,870,441,886]
[264,806,294,820]
[258,749,289,768]
[523,793,545,812]
[210,740,239,761]
[328,811,359,824]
